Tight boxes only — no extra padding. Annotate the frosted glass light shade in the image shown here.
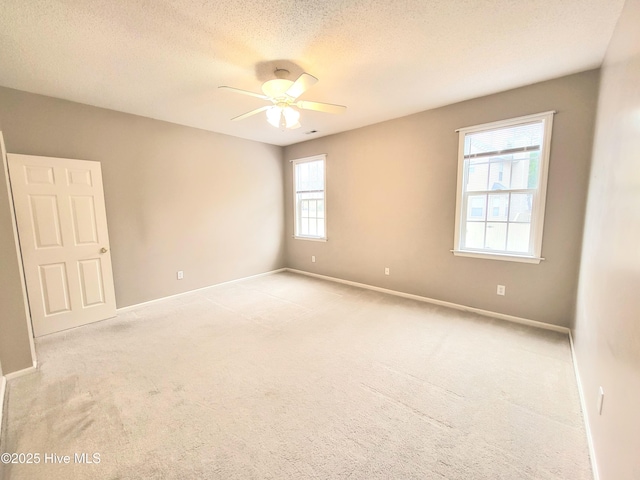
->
[282,107,300,127]
[266,107,281,128]
[266,106,301,129]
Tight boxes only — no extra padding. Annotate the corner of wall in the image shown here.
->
[0,373,6,442]
[0,130,38,374]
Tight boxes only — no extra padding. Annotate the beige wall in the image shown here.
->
[0,131,34,373]
[573,0,640,478]
[0,87,285,373]
[284,70,599,327]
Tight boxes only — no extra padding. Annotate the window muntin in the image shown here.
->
[293,155,326,240]
[454,112,554,263]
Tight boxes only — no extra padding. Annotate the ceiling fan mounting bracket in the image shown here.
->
[274,68,290,79]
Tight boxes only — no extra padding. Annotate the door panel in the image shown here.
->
[78,258,105,306]
[25,165,55,185]
[29,195,63,247]
[39,263,71,315]
[66,168,93,187]
[8,154,116,336]
[70,196,98,244]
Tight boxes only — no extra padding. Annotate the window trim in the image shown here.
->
[452,111,555,264]
[292,154,327,242]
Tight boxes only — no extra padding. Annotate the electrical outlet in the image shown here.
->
[311,255,316,263]
[597,387,604,415]
[177,270,184,280]
[384,267,390,276]
[497,285,505,296]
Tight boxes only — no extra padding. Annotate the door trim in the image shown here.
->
[0,131,38,371]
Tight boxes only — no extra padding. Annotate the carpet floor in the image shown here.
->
[1,271,592,479]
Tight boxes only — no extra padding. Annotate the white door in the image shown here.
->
[7,154,116,337]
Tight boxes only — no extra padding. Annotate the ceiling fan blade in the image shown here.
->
[219,86,269,100]
[285,73,318,99]
[297,100,347,114]
[231,106,271,121]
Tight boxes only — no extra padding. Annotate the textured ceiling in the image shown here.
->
[0,0,625,146]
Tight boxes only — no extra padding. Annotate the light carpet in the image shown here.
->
[0,271,592,479]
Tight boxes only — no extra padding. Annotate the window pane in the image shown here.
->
[296,160,324,192]
[485,222,507,250]
[465,222,485,249]
[467,195,486,220]
[487,194,508,221]
[465,121,543,156]
[507,223,531,253]
[295,162,308,191]
[509,153,540,189]
[301,217,309,235]
[488,160,508,190]
[509,193,533,222]
[466,163,489,191]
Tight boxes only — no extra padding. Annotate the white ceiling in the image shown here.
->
[0,0,625,147]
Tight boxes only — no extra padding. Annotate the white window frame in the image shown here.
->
[292,154,327,242]
[453,111,555,264]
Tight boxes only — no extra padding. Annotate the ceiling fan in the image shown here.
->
[219,69,346,130]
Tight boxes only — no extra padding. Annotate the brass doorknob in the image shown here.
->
[100,247,108,253]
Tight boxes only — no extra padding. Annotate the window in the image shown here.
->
[293,154,326,241]
[453,111,554,263]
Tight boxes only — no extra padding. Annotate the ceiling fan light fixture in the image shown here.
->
[266,106,301,129]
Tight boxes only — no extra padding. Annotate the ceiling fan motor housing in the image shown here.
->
[262,80,294,100]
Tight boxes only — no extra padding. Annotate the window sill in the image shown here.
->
[451,250,543,264]
[293,235,327,242]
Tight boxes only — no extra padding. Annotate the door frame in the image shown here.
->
[0,131,38,371]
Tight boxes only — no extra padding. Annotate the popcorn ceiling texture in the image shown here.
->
[0,0,624,146]
[1,272,591,479]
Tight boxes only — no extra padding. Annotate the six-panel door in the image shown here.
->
[8,154,116,337]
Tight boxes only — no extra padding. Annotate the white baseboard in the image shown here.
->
[569,332,599,480]
[1,364,37,439]
[117,268,287,313]
[285,268,570,334]
[4,365,37,381]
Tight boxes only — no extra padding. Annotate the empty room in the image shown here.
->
[0,1,638,479]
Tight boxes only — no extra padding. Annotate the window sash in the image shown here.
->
[460,189,536,256]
